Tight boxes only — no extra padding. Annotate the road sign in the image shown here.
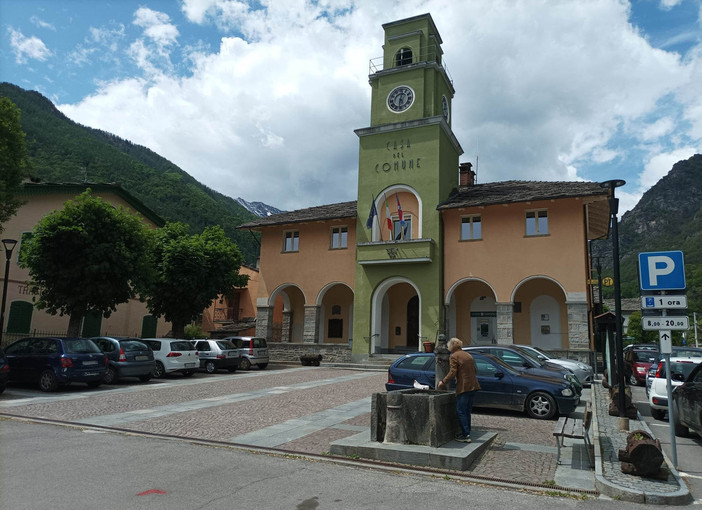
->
[659,331,672,354]
[638,251,686,291]
[641,295,688,309]
[642,316,689,331]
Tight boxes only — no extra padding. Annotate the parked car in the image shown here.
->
[648,356,702,420]
[672,362,702,438]
[385,351,579,420]
[624,346,659,386]
[192,339,241,373]
[141,338,199,378]
[90,336,155,384]
[0,346,9,393]
[224,336,269,370]
[4,337,107,392]
[645,348,702,397]
[463,345,582,395]
[513,345,593,385]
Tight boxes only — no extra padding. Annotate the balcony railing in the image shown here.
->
[357,238,434,265]
[369,45,453,85]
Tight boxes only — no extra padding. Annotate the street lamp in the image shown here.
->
[600,179,626,425]
[0,238,18,345]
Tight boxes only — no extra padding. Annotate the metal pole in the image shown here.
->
[664,351,679,467]
[0,239,18,346]
[695,312,699,348]
[610,197,626,418]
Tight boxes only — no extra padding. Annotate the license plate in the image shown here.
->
[135,355,148,361]
[260,350,267,356]
[83,361,98,366]
[84,372,99,377]
[185,363,196,368]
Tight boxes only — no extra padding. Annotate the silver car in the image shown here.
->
[141,338,199,378]
[192,339,241,374]
[516,345,594,385]
[224,336,269,370]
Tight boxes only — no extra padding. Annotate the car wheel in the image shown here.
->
[240,358,251,370]
[104,366,117,384]
[651,408,666,420]
[182,370,195,377]
[525,391,557,420]
[152,361,165,378]
[38,369,58,392]
[138,374,152,382]
[227,366,237,373]
[87,380,101,388]
[628,374,638,386]
[205,361,216,374]
[258,363,268,370]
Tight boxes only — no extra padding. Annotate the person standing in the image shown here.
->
[437,337,481,443]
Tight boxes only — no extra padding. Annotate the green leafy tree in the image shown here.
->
[145,223,248,338]
[0,97,30,232]
[20,190,154,336]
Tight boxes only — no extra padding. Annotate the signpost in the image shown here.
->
[638,250,687,468]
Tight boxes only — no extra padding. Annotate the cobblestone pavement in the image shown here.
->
[0,365,582,489]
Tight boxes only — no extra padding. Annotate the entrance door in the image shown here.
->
[406,296,419,348]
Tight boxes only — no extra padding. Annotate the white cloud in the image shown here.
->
[8,28,52,64]
[640,147,700,189]
[57,1,702,213]
[30,16,56,31]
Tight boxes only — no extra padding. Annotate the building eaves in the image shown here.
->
[437,180,608,210]
[19,181,166,227]
[238,201,357,229]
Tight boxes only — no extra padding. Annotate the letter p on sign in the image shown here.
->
[638,251,686,291]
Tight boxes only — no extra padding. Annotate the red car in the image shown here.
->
[625,347,659,386]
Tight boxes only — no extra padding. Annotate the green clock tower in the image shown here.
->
[352,13,463,358]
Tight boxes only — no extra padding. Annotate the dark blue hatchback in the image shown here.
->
[0,346,9,393]
[386,352,579,420]
[5,337,108,392]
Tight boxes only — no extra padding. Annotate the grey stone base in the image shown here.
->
[330,430,497,471]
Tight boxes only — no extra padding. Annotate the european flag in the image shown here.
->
[366,196,378,229]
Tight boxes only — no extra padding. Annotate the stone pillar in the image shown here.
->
[495,302,513,344]
[282,311,292,343]
[435,334,449,390]
[255,306,274,340]
[567,300,589,350]
[303,305,321,344]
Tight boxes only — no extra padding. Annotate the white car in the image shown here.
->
[141,338,200,378]
[648,356,702,420]
[516,345,594,385]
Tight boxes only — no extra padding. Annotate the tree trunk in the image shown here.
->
[171,318,186,339]
[67,313,83,337]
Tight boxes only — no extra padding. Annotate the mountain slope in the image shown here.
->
[0,82,260,263]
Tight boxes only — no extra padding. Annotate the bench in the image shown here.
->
[553,401,593,468]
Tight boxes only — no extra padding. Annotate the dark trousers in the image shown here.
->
[456,390,477,436]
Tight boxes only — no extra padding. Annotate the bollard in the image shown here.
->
[383,391,407,444]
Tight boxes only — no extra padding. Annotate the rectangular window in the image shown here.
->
[283,231,299,252]
[526,210,548,236]
[460,215,482,240]
[330,226,348,249]
[393,217,412,240]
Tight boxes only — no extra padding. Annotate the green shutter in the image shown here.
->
[81,311,102,337]
[141,315,157,337]
[6,301,33,334]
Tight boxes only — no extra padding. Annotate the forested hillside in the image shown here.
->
[0,82,260,263]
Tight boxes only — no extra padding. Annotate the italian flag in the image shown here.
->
[385,197,393,231]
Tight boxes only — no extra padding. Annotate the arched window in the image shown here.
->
[395,48,412,67]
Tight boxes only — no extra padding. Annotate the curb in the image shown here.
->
[591,384,692,505]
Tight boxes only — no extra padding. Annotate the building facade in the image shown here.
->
[0,182,171,346]
[239,14,611,361]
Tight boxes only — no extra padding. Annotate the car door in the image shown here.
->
[679,365,702,430]
[474,357,514,408]
[5,338,33,382]
[392,355,434,388]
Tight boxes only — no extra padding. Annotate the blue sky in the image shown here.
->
[2,0,701,213]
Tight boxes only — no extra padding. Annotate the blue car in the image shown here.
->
[5,337,108,392]
[385,352,579,420]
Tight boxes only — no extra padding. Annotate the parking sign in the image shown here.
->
[638,251,686,291]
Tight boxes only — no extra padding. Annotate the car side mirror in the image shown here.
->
[495,371,504,379]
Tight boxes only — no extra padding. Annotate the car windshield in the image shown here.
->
[171,341,195,351]
[516,347,546,365]
[475,355,520,376]
[64,338,102,354]
[634,351,657,362]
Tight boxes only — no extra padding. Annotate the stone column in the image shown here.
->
[255,306,274,340]
[566,299,589,350]
[303,305,321,344]
[282,311,292,343]
[495,302,513,344]
[435,334,449,390]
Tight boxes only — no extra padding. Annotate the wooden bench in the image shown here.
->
[553,401,593,468]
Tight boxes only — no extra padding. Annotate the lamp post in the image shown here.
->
[0,239,18,346]
[600,179,627,427]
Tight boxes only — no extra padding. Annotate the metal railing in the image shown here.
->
[368,45,453,85]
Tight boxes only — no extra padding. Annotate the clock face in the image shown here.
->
[387,85,415,113]
[442,95,450,121]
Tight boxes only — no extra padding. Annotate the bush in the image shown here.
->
[184,323,206,340]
